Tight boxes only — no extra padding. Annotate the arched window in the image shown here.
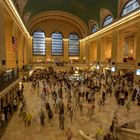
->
[121,0,140,16]
[69,33,79,56]
[33,30,46,55]
[102,15,113,27]
[91,24,98,33]
[51,32,63,56]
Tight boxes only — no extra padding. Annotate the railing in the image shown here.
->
[117,62,135,70]
[0,68,18,92]
[118,128,140,140]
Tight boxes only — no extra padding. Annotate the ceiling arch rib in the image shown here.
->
[30,19,83,39]
[28,11,89,38]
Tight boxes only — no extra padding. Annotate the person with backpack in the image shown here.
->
[95,125,104,140]
[59,114,65,130]
[125,100,131,116]
[111,117,118,140]
[47,108,53,125]
[40,110,46,127]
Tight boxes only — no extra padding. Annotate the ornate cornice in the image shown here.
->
[28,11,89,38]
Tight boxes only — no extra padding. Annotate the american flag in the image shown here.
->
[12,36,18,52]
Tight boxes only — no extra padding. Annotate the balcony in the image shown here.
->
[0,68,18,92]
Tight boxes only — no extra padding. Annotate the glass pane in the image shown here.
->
[103,16,113,27]
[69,33,79,56]
[92,24,98,33]
[52,32,63,56]
[121,0,139,16]
[33,31,46,55]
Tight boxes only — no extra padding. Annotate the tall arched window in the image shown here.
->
[51,32,63,56]
[121,0,140,16]
[91,24,98,33]
[69,33,79,56]
[33,30,46,55]
[102,15,113,27]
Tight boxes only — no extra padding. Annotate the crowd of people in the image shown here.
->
[0,82,24,130]
[4,66,140,140]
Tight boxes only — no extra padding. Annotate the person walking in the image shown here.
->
[95,125,104,140]
[112,117,118,140]
[26,112,32,126]
[59,114,65,130]
[0,112,5,128]
[97,98,103,112]
[125,100,131,116]
[40,110,45,127]
[65,127,73,140]
[47,108,53,125]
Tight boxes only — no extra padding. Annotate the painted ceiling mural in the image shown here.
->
[13,0,27,14]
[12,0,118,26]
[12,0,30,24]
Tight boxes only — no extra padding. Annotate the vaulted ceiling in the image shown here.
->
[12,0,118,26]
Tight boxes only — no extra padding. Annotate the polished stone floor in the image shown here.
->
[1,82,140,140]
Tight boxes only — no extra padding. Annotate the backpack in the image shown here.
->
[48,110,53,119]
[110,124,114,132]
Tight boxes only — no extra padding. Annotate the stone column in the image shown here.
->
[27,36,32,63]
[111,31,119,64]
[90,41,97,63]
[88,41,91,63]
[117,31,125,63]
[63,39,68,62]
[18,33,24,69]
[0,4,6,70]
[97,39,101,63]
[13,22,19,67]
[5,19,17,68]
[79,40,84,63]
[46,38,52,61]
[23,37,28,65]
[135,24,140,83]
[111,31,119,73]
[135,24,140,63]
[84,39,90,63]
[100,37,106,62]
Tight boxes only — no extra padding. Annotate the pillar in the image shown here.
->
[135,24,140,83]
[97,39,101,63]
[46,38,51,61]
[111,31,119,64]
[90,41,97,63]
[111,31,119,73]
[117,31,125,63]
[79,40,84,63]
[0,4,6,70]
[100,38,106,62]
[27,36,32,63]
[63,39,69,62]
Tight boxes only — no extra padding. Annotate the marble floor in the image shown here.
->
[1,82,140,140]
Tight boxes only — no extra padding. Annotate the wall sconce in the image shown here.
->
[130,49,134,54]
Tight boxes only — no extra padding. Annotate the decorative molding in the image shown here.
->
[1,0,30,37]
[28,11,88,38]
[88,19,98,34]
[100,8,114,27]
[82,9,140,42]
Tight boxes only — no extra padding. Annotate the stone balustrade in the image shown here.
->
[118,128,140,140]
